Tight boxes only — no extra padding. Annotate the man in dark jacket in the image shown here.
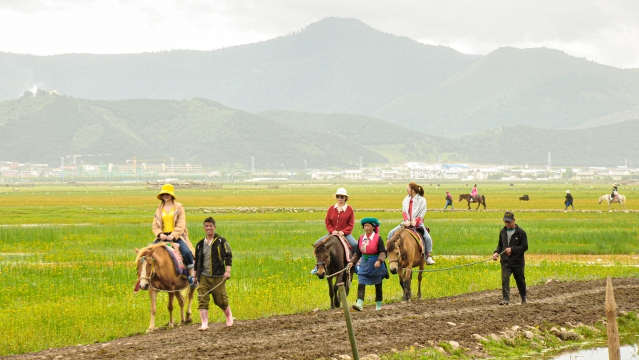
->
[194,216,233,330]
[564,190,574,210]
[492,211,528,305]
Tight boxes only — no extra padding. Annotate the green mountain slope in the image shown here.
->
[0,17,473,115]
[0,93,445,167]
[1,94,636,168]
[376,47,639,137]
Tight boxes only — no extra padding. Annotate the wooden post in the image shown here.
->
[605,276,621,360]
[337,282,359,360]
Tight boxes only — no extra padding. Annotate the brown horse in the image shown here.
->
[459,193,486,210]
[386,228,424,301]
[312,235,352,309]
[135,243,195,333]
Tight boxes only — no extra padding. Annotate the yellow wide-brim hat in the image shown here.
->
[157,184,176,200]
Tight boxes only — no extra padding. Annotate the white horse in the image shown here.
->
[598,194,626,210]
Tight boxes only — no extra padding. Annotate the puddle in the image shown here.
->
[551,344,638,359]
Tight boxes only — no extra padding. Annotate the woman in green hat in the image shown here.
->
[347,217,388,311]
[152,184,196,286]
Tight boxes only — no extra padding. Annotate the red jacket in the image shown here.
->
[324,204,354,235]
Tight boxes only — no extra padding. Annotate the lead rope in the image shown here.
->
[400,250,507,273]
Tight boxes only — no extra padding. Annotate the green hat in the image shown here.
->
[360,217,380,228]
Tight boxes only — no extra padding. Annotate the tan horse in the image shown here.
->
[386,228,424,301]
[135,243,195,333]
[598,194,626,210]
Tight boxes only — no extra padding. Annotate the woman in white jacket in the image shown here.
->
[388,182,435,265]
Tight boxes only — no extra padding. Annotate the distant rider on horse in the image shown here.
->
[470,184,478,202]
[611,183,619,201]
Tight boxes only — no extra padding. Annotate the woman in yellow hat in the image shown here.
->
[152,184,196,286]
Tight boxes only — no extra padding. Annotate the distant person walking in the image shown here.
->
[564,190,574,210]
[492,211,528,305]
[444,191,454,210]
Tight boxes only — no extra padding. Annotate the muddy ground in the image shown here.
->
[8,278,639,360]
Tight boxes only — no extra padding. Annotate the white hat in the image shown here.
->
[335,187,348,198]
[566,190,570,193]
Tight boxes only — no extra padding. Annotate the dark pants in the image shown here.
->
[153,236,194,269]
[357,283,382,302]
[564,201,574,210]
[501,264,526,301]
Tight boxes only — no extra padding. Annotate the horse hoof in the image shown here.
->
[146,327,156,333]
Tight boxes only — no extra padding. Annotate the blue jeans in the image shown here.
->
[315,233,358,249]
[444,200,454,209]
[388,224,432,254]
[153,237,194,269]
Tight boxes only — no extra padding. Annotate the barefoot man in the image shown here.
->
[194,216,233,330]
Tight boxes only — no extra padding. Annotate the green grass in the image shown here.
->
[0,182,638,356]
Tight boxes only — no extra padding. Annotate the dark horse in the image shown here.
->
[312,235,353,309]
[459,193,486,210]
[386,227,424,301]
[135,243,195,333]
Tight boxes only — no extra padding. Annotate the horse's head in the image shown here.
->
[312,240,333,279]
[385,231,403,275]
[135,245,158,292]
[458,194,463,202]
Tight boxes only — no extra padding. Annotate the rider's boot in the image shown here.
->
[198,309,209,330]
[426,252,435,265]
[188,268,196,288]
[223,306,233,326]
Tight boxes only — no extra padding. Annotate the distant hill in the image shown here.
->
[375,47,639,137]
[1,93,637,168]
[0,93,446,168]
[448,119,639,167]
[0,17,473,115]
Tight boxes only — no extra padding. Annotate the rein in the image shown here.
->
[398,250,507,273]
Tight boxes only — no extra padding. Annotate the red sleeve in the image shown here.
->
[402,211,409,221]
[343,206,354,235]
[325,207,335,233]
[415,217,423,226]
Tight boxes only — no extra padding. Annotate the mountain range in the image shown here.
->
[1,92,637,168]
[3,17,639,138]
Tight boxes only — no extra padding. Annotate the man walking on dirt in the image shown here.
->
[195,216,233,329]
[492,211,528,305]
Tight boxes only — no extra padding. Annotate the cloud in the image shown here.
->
[0,0,638,68]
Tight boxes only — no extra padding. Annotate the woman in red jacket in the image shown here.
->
[311,187,356,274]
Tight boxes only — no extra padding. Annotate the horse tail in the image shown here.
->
[483,195,486,206]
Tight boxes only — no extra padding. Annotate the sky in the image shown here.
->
[1,0,639,69]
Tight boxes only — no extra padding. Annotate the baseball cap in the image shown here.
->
[503,211,515,222]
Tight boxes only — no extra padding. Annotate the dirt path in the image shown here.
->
[8,278,639,360]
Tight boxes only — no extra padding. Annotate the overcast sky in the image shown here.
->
[1,0,638,68]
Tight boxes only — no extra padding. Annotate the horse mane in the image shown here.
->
[386,229,404,252]
[135,243,164,263]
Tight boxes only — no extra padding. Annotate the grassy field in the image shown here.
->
[0,181,638,355]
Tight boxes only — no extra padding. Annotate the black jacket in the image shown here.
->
[565,193,573,203]
[195,235,232,277]
[494,225,528,267]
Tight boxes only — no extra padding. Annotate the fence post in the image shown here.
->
[337,282,359,360]
[605,276,621,360]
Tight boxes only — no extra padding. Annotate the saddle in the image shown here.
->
[471,194,480,202]
[336,235,352,262]
[161,242,188,277]
[403,227,423,253]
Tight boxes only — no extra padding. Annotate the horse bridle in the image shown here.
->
[138,255,156,281]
